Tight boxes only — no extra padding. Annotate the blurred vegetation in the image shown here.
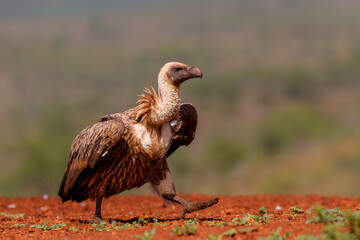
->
[0,0,359,196]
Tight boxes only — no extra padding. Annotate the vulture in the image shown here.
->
[58,62,219,223]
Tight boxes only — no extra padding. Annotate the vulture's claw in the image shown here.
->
[176,197,219,219]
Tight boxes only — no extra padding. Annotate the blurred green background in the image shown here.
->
[0,0,359,197]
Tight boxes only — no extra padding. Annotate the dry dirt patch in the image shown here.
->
[0,194,359,239]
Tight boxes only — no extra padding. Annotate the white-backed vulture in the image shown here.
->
[58,62,219,223]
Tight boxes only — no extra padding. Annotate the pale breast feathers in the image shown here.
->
[131,122,174,159]
[133,123,153,150]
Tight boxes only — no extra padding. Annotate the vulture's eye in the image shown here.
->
[174,68,182,72]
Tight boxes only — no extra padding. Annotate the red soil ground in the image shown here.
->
[0,194,359,239]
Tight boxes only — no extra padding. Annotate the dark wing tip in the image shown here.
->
[166,103,198,158]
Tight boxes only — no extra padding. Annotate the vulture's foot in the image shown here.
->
[90,198,104,224]
[90,215,104,224]
[176,197,219,220]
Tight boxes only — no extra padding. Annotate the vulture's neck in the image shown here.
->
[135,73,180,126]
[157,74,180,122]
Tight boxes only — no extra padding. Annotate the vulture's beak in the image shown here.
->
[188,66,203,79]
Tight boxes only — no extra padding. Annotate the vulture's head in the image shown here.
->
[159,62,203,86]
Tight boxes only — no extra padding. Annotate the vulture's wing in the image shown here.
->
[58,116,126,202]
[166,103,198,158]
[151,104,197,186]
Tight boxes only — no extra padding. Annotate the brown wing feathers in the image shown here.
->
[58,118,126,202]
[166,103,198,158]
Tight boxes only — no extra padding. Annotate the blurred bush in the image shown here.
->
[258,104,338,156]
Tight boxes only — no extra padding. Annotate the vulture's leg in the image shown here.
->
[91,197,103,223]
[151,168,219,219]
[169,195,219,219]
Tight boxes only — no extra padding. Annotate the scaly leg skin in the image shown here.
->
[151,167,219,219]
[91,197,103,224]
[165,194,219,219]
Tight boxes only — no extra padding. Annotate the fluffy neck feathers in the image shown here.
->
[135,71,180,126]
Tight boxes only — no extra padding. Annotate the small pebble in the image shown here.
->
[43,194,49,200]
[80,202,87,207]
[275,206,282,211]
[7,204,16,209]
[40,206,49,211]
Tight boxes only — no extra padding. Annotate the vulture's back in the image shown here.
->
[58,115,128,202]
